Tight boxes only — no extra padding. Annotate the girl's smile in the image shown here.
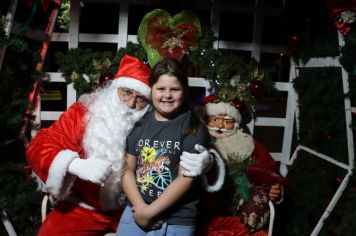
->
[151,74,184,121]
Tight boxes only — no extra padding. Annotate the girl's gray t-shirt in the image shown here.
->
[126,110,207,225]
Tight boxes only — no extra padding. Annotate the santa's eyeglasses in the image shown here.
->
[118,88,148,106]
[207,116,235,127]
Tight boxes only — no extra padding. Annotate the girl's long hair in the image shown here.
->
[149,58,206,137]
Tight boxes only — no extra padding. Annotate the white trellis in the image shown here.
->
[33,2,288,236]
[1,210,16,236]
[287,32,355,236]
[35,1,288,236]
[38,0,292,164]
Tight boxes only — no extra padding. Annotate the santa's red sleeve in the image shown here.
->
[26,102,86,199]
[246,139,286,187]
[252,140,278,172]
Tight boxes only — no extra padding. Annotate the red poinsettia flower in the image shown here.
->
[145,16,200,61]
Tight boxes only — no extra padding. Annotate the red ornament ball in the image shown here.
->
[232,99,246,114]
[291,35,298,41]
[99,73,114,86]
[249,80,264,97]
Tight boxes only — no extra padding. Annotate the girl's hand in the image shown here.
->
[148,219,164,230]
[132,204,157,228]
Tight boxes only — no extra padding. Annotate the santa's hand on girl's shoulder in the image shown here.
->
[68,158,112,186]
[180,144,212,177]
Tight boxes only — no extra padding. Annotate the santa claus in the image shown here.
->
[26,55,217,235]
[197,94,284,236]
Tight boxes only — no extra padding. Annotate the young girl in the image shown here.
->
[116,58,208,236]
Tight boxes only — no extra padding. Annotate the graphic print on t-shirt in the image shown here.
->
[136,146,173,198]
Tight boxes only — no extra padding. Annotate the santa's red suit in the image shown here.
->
[196,98,284,236]
[26,55,151,235]
[198,140,279,236]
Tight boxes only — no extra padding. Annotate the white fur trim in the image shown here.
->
[200,149,226,192]
[60,194,96,210]
[111,77,150,99]
[46,150,78,199]
[78,201,96,210]
[206,102,241,125]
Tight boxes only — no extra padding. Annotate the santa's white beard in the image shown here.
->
[79,84,148,209]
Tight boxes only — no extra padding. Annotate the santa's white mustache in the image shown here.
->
[208,127,234,133]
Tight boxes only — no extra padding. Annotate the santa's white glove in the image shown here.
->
[68,158,112,186]
[180,144,213,177]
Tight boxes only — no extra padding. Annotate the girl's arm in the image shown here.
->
[122,153,146,207]
[124,153,164,228]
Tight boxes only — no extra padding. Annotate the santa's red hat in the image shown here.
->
[112,55,152,98]
[202,94,242,125]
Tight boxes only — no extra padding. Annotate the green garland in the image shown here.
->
[288,23,340,64]
[293,67,348,163]
[55,42,147,97]
[56,0,71,31]
[55,48,115,96]
[55,26,273,115]
[0,38,40,140]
